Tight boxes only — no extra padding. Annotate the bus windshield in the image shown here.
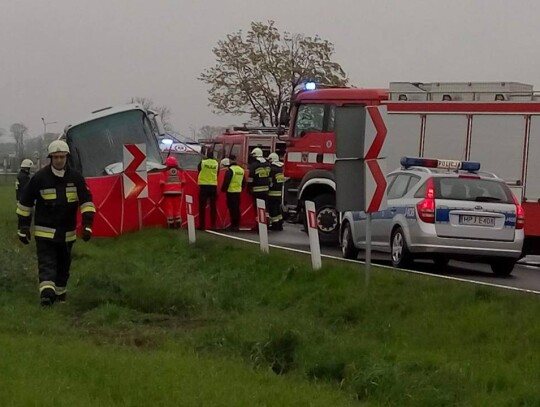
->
[66,110,163,177]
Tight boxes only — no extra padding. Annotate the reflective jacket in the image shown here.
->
[198,158,219,186]
[16,165,95,242]
[161,167,184,195]
[268,162,285,198]
[247,158,271,193]
[16,169,31,201]
[222,164,245,193]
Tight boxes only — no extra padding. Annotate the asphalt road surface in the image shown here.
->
[216,223,540,294]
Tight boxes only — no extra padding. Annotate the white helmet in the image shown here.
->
[268,152,279,163]
[220,158,230,167]
[20,159,34,168]
[48,140,70,156]
[251,147,263,157]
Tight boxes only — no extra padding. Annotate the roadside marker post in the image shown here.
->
[256,199,269,254]
[185,194,196,244]
[305,200,322,271]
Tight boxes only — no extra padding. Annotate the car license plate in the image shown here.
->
[459,215,495,227]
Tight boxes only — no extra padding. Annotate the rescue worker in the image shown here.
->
[247,148,271,217]
[267,152,285,231]
[221,155,245,231]
[161,156,184,229]
[197,151,219,230]
[16,159,33,202]
[16,140,95,306]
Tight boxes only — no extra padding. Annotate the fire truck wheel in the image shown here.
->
[313,194,339,246]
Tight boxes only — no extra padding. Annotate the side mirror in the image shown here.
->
[154,115,166,136]
[279,105,290,126]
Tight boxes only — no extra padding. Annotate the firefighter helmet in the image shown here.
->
[48,140,70,156]
[251,147,263,157]
[220,158,230,167]
[165,156,178,168]
[20,159,34,168]
[268,152,279,163]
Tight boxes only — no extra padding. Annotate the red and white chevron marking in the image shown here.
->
[123,144,148,199]
[364,107,388,213]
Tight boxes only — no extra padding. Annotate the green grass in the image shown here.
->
[2,183,540,405]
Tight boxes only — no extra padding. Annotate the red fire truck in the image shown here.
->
[280,81,540,254]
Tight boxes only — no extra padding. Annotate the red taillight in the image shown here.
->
[416,178,435,223]
[511,194,525,230]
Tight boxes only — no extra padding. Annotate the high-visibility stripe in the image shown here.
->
[40,188,57,200]
[270,214,283,222]
[16,203,32,217]
[39,281,56,293]
[80,202,96,213]
[252,186,269,192]
[66,187,78,202]
[17,231,27,238]
[268,191,282,197]
[65,231,77,242]
[286,152,336,164]
[84,227,92,233]
[56,286,66,295]
[34,226,55,239]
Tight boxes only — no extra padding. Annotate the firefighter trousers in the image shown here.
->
[198,185,217,230]
[36,239,74,297]
[226,192,241,229]
[267,196,283,230]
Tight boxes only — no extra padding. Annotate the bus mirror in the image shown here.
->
[155,115,166,136]
[279,105,289,126]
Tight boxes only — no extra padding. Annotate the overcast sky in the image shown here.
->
[1,0,538,141]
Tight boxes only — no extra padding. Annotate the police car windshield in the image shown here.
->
[432,177,512,203]
[66,110,162,177]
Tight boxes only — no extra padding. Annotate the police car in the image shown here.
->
[340,157,525,276]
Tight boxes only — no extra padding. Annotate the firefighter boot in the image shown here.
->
[56,293,67,303]
[40,288,56,307]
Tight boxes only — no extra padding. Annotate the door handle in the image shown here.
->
[390,208,397,212]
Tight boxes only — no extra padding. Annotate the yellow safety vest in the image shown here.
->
[228,165,244,193]
[198,158,218,186]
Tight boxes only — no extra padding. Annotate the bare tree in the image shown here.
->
[198,125,226,140]
[10,123,28,163]
[200,21,348,126]
[128,97,173,131]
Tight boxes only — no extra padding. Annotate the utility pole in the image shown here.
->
[41,117,57,137]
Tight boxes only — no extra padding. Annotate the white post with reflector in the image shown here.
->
[305,200,322,271]
[256,198,269,254]
[185,194,196,244]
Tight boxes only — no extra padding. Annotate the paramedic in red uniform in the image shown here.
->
[161,156,184,229]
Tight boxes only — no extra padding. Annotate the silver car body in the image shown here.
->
[341,165,524,264]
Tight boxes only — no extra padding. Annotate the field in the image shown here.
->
[2,182,540,406]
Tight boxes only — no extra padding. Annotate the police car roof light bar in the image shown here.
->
[400,157,481,172]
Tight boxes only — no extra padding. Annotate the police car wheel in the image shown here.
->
[341,222,359,260]
[490,259,515,276]
[391,227,412,268]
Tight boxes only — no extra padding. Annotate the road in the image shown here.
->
[216,223,540,294]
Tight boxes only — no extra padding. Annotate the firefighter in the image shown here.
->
[247,148,271,219]
[267,152,285,231]
[16,140,95,306]
[197,151,219,230]
[161,156,184,229]
[221,155,245,231]
[16,159,33,202]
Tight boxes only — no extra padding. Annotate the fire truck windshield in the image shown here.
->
[66,109,163,177]
[294,103,335,137]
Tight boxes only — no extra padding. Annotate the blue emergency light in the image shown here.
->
[400,157,481,172]
[304,81,317,91]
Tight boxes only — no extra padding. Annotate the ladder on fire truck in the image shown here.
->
[389,81,540,102]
